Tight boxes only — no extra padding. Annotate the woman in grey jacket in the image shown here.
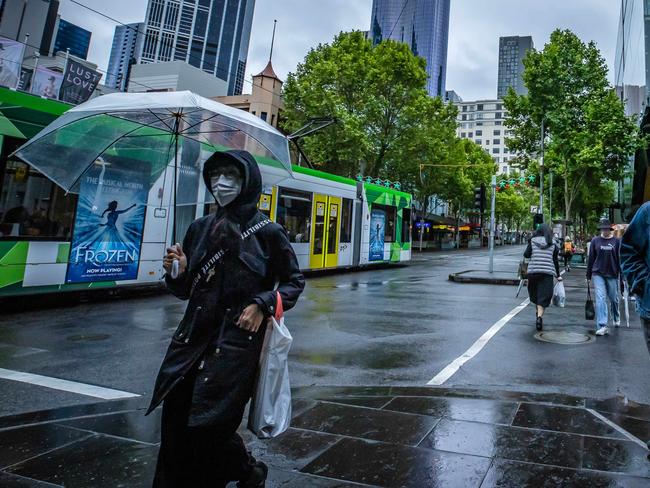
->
[524,224,562,330]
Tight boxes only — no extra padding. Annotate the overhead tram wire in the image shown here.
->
[67,0,283,100]
[386,0,410,39]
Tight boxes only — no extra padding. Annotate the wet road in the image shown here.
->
[1,245,649,417]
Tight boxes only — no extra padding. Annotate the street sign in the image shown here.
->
[530,205,539,214]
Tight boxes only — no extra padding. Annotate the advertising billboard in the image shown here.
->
[369,207,386,261]
[31,66,64,99]
[59,58,102,104]
[66,159,148,283]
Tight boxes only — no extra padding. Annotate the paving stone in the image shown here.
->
[58,409,162,445]
[382,396,519,424]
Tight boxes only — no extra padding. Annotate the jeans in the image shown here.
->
[592,274,620,328]
[643,319,650,355]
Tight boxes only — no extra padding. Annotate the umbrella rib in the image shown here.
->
[146,109,177,131]
[182,129,239,136]
[179,112,221,135]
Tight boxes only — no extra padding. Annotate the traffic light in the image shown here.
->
[474,184,486,212]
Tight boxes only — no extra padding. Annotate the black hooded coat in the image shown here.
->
[146,150,304,428]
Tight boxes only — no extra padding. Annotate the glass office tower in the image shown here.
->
[370,0,450,98]
[141,0,255,95]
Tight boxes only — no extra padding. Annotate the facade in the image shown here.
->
[445,89,462,103]
[106,23,144,91]
[215,60,283,128]
[53,19,91,59]
[0,0,60,58]
[140,0,255,96]
[127,60,228,98]
[455,99,519,175]
[615,0,650,214]
[497,36,533,98]
[370,0,451,98]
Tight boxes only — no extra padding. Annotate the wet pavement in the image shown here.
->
[1,386,649,487]
[1,245,650,486]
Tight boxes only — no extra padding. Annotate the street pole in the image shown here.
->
[419,217,424,252]
[549,171,553,224]
[489,175,496,273]
[539,119,544,221]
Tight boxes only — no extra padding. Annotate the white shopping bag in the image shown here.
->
[553,281,566,308]
[248,292,293,438]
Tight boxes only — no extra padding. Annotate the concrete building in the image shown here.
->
[370,0,450,98]
[140,0,255,95]
[53,19,91,60]
[0,0,60,58]
[455,99,519,175]
[127,60,228,98]
[214,60,283,128]
[497,36,533,98]
[106,23,144,91]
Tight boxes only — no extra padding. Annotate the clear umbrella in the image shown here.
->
[13,90,293,245]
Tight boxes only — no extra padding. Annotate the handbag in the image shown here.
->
[248,291,293,438]
[518,259,529,279]
[585,283,595,320]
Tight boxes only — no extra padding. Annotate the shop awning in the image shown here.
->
[0,87,71,140]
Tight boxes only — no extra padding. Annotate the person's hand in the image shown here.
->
[237,304,264,332]
[163,243,187,276]
[557,277,563,282]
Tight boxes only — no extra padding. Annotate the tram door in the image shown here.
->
[309,194,341,269]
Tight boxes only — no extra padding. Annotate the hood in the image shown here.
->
[532,236,553,249]
[202,150,262,222]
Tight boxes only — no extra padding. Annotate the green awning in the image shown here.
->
[0,87,71,139]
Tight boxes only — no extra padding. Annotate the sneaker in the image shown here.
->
[237,461,268,488]
[595,326,608,336]
[613,320,621,328]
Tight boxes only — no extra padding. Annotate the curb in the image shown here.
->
[448,270,520,285]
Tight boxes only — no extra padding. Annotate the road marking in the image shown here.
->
[586,408,649,450]
[0,368,140,400]
[427,298,530,385]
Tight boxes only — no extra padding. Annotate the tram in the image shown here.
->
[0,97,412,297]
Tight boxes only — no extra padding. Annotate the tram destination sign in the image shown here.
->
[66,159,148,283]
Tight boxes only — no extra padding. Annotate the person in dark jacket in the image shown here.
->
[148,150,305,488]
[587,218,621,336]
[524,224,562,331]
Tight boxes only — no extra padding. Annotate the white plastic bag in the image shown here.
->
[248,293,293,438]
[553,281,566,308]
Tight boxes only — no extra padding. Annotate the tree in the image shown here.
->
[282,31,435,179]
[496,188,529,231]
[504,29,642,221]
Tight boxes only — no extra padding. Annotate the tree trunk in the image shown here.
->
[564,173,571,221]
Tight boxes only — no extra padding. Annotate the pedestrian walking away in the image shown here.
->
[586,218,621,336]
[563,236,575,272]
[524,223,562,331]
[147,150,305,488]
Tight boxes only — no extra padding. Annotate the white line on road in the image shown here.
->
[0,368,140,400]
[586,408,649,450]
[427,298,530,385]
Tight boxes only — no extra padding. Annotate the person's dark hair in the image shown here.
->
[534,223,553,247]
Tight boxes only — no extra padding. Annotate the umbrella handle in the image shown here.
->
[171,259,180,279]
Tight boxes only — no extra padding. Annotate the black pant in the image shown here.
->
[153,368,256,488]
[563,253,572,268]
[643,319,650,356]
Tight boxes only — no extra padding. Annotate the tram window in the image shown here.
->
[277,188,311,243]
[327,203,338,254]
[373,204,396,243]
[0,142,77,240]
[340,198,353,243]
[402,208,412,242]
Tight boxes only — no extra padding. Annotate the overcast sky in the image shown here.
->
[58,0,621,100]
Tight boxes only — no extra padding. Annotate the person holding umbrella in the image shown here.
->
[524,223,562,331]
[587,218,621,336]
[147,150,305,488]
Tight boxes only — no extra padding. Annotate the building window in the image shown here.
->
[276,188,312,243]
[462,105,467,112]
[340,198,353,243]
[461,132,466,138]
[475,139,482,144]
[461,114,467,121]
[475,130,482,136]
[486,140,490,145]
[493,139,500,144]
[468,132,473,138]
[502,165,508,173]
[251,111,256,115]
[477,104,483,110]
[495,112,502,119]
[497,104,503,110]
[493,148,500,154]
[493,130,501,135]
[495,121,502,126]
[476,122,483,126]
[260,112,268,122]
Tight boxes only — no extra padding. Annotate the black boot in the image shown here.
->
[536,316,543,331]
[237,461,268,488]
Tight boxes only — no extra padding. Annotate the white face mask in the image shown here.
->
[211,174,242,207]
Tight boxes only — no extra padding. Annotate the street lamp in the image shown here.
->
[539,119,545,220]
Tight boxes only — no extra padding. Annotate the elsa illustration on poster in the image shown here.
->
[369,208,386,261]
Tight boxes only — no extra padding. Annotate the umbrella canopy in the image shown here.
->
[13,90,292,194]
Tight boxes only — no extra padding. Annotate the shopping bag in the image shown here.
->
[248,292,293,438]
[585,283,595,320]
[553,281,566,307]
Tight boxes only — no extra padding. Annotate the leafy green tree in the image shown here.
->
[504,29,642,221]
[282,31,443,179]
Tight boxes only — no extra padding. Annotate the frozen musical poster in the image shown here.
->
[369,208,386,261]
[66,158,148,283]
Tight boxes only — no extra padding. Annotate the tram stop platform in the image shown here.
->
[1,385,649,487]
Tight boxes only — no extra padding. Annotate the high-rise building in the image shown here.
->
[140,0,255,96]
[0,0,60,58]
[497,36,533,98]
[53,19,91,59]
[615,0,650,213]
[107,23,144,91]
[370,0,450,98]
